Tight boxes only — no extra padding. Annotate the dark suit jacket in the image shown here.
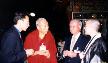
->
[0,26,27,63]
[63,34,89,63]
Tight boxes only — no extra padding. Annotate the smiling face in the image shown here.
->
[36,18,49,35]
[21,16,30,31]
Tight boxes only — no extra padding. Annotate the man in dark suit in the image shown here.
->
[63,19,89,63]
[0,12,34,63]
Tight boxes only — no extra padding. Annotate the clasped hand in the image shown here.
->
[63,50,77,58]
[25,49,50,58]
[33,50,50,58]
[79,52,85,59]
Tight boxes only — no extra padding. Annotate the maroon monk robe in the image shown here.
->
[24,29,57,63]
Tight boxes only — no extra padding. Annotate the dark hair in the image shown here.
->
[13,12,28,24]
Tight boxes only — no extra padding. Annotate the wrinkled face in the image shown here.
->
[21,16,30,31]
[37,20,49,34]
[84,21,92,35]
[69,21,81,35]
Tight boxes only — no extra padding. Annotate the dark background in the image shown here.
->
[0,0,108,42]
[0,0,108,62]
[0,0,69,42]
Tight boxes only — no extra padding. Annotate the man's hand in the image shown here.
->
[25,49,34,57]
[33,50,50,58]
[79,52,85,59]
[33,50,44,55]
[63,50,69,57]
[43,50,50,58]
[68,51,77,58]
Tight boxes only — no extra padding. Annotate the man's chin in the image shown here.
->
[44,31,48,34]
[22,29,27,31]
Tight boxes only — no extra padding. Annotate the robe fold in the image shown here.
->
[24,29,57,63]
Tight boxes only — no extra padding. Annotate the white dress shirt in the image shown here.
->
[70,32,81,51]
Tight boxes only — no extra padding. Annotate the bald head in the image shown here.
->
[85,19,100,35]
[86,19,100,31]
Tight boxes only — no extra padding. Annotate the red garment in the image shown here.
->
[24,29,57,63]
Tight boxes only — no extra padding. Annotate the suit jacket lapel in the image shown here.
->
[73,34,82,51]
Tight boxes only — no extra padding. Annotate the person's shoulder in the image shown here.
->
[93,37,106,47]
[47,30,52,34]
[95,37,104,42]
[28,29,37,35]
[80,34,90,38]
[3,26,16,35]
[46,31,54,39]
[1,29,17,40]
[64,34,72,41]
[46,30,54,37]
[80,34,90,41]
[25,30,36,39]
[94,37,107,50]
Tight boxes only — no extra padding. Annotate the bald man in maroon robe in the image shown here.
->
[24,18,57,63]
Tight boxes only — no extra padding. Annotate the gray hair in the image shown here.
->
[36,18,47,26]
[70,19,82,29]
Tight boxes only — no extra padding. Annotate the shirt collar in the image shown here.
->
[72,32,81,39]
[14,25,21,36]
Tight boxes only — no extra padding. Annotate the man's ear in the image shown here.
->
[17,19,23,26]
[37,25,40,30]
[17,20,21,23]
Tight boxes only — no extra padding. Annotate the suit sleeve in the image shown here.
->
[1,33,26,63]
[63,37,69,51]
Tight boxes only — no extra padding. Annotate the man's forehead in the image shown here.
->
[23,16,29,20]
[40,20,48,24]
[70,21,79,25]
[24,15,29,18]
[86,21,92,24]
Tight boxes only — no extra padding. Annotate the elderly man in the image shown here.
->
[79,19,107,63]
[24,18,57,63]
[63,19,89,63]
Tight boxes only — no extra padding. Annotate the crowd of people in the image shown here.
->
[0,12,107,63]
